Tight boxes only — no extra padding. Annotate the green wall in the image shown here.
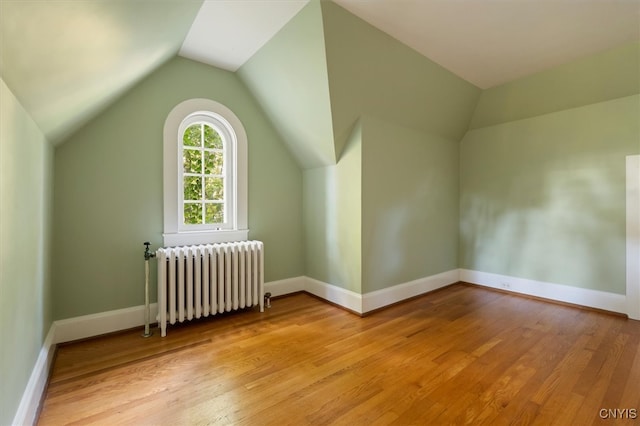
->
[304,123,362,292]
[302,1,479,293]
[470,42,640,129]
[53,57,304,320]
[362,117,460,292]
[0,78,53,425]
[238,0,335,169]
[461,43,640,294]
[321,0,480,159]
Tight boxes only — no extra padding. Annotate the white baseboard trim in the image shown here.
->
[63,270,614,344]
[54,303,159,344]
[460,269,627,315]
[54,268,625,345]
[53,275,308,344]
[53,276,308,344]
[362,270,460,312]
[304,276,364,313]
[13,324,57,426]
[298,270,460,315]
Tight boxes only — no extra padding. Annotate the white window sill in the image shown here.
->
[162,229,249,247]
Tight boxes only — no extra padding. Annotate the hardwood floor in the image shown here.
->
[38,284,640,425]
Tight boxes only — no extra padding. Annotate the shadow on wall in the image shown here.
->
[460,159,625,294]
[361,118,460,293]
[364,175,457,292]
[460,94,639,295]
[323,164,357,289]
[303,143,361,294]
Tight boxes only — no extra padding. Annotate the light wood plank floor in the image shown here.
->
[38,284,640,425]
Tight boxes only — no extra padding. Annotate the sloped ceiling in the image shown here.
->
[238,0,336,168]
[0,0,203,144]
[1,0,638,145]
[179,0,309,71]
[182,0,639,89]
[333,0,640,89]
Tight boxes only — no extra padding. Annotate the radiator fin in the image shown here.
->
[157,241,264,337]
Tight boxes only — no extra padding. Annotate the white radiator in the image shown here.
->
[156,241,264,337]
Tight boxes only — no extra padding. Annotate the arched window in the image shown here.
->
[163,99,248,246]
[179,113,233,230]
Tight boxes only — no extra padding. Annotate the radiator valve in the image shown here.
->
[144,242,156,260]
[264,292,272,309]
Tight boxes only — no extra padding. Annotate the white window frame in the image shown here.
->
[178,114,234,231]
[163,99,248,246]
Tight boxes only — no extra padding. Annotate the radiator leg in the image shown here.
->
[264,292,272,309]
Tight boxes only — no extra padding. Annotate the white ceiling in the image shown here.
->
[179,0,309,71]
[181,0,640,88]
[333,0,640,89]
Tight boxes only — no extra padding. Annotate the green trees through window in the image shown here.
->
[182,123,225,225]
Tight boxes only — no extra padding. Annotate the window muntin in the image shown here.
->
[182,123,224,224]
[177,113,235,231]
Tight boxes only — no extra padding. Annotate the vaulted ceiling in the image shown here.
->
[0,0,203,144]
[1,0,638,145]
